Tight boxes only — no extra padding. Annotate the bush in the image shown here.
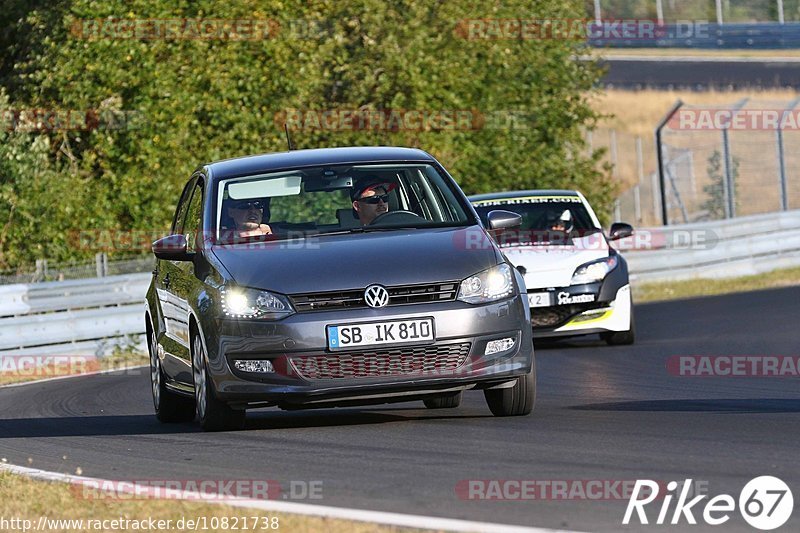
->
[0,0,610,270]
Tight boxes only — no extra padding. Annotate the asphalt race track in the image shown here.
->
[2,287,799,532]
[599,57,800,90]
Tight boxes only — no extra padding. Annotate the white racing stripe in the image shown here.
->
[0,462,578,533]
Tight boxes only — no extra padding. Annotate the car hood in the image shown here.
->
[211,226,500,294]
[501,232,609,289]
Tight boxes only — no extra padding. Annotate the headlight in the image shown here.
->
[570,256,618,285]
[458,263,515,304]
[221,286,294,319]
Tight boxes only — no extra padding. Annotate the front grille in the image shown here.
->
[289,342,471,380]
[291,282,458,312]
[531,303,600,328]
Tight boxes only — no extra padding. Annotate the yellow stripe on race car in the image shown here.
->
[562,308,613,327]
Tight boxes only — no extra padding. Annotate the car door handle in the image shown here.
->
[163,273,171,289]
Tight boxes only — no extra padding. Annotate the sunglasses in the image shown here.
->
[232,201,264,210]
[357,194,389,204]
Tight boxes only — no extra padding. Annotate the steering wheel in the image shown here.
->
[369,210,424,225]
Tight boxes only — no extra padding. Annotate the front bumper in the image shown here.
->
[203,295,533,408]
[531,284,632,338]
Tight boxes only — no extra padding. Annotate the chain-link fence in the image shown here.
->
[599,98,800,227]
[656,98,800,224]
[589,128,663,227]
[0,254,154,285]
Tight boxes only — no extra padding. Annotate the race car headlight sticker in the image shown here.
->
[570,255,618,285]
[458,263,514,304]
[221,286,294,319]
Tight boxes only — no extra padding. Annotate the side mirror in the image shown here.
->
[152,234,194,261]
[486,210,522,230]
[608,222,634,241]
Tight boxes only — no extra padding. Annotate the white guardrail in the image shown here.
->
[0,273,150,357]
[1,209,798,356]
[619,209,800,282]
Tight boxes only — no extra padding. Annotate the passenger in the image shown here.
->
[227,199,273,238]
[350,179,397,226]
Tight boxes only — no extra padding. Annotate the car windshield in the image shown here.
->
[472,195,599,244]
[215,163,473,243]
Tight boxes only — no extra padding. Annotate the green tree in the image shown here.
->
[0,0,611,270]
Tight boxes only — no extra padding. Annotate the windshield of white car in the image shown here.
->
[215,163,474,243]
[472,197,600,244]
[473,198,596,230]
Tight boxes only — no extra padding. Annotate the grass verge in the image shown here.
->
[0,471,412,533]
[633,266,800,303]
[0,351,149,386]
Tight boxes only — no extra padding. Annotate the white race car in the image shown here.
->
[470,190,635,345]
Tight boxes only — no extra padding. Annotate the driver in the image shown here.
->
[226,199,273,238]
[547,209,573,233]
[350,179,397,226]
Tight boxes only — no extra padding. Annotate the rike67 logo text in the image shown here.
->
[624,476,793,530]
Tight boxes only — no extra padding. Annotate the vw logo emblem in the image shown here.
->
[364,285,389,308]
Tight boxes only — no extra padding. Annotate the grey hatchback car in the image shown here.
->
[146,147,535,430]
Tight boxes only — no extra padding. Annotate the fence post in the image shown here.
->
[722,128,734,218]
[651,171,660,225]
[610,129,618,181]
[593,0,602,24]
[777,98,798,211]
[655,100,684,226]
[635,136,643,223]
[778,0,785,24]
[34,259,46,283]
[716,0,724,25]
[721,98,749,220]
[95,253,108,277]
[656,0,664,25]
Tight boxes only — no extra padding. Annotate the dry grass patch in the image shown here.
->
[634,266,800,303]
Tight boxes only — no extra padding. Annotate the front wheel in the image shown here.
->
[149,325,195,423]
[484,362,536,417]
[192,334,246,431]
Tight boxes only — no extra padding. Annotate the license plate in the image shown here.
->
[327,318,435,350]
[527,292,551,308]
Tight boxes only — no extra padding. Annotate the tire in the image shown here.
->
[423,391,463,409]
[148,325,195,423]
[601,308,636,346]
[192,333,246,431]
[484,362,536,417]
